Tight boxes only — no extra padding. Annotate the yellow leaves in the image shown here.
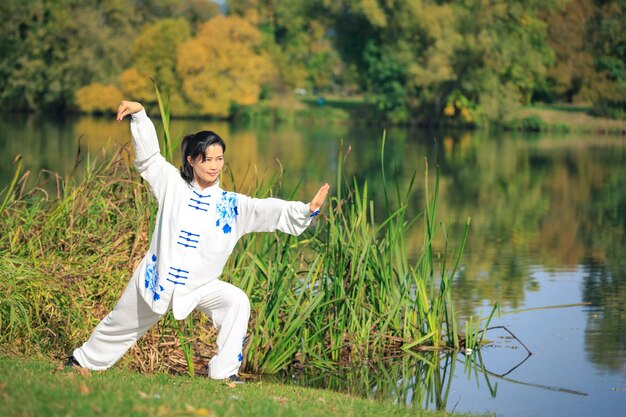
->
[460,107,473,123]
[176,15,273,118]
[75,83,123,114]
[358,0,388,28]
[176,41,209,76]
[183,404,216,416]
[132,18,191,74]
[119,68,153,103]
[443,91,475,123]
[79,382,91,395]
[405,3,459,89]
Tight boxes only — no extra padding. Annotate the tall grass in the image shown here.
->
[0,102,483,379]
[229,136,475,374]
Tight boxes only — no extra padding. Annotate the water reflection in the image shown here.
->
[583,261,626,374]
[282,352,460,410]
[1,112,625,416]
[284,340,585,413]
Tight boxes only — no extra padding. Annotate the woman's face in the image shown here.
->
[187,144,224,188]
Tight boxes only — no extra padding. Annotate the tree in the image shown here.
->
[177,15,273,117]
[227,0,341,95]
[448,0,558,124]
[318,0,462,123]
[585,0,626,118]
[120,18,192,114]
[541,0,596,102]
[75,83,123,114]
[0,0,133,111]
[0,0,222,112]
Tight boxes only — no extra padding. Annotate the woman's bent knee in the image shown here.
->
[233,287,250,314]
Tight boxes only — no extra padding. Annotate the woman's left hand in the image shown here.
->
[309,183,330,214]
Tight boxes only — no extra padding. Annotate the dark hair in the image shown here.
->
[180,130,226,184]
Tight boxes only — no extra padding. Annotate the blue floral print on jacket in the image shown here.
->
[215,191,239,234]
[145,254,164,301]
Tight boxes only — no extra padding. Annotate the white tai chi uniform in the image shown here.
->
[73,109,316,379]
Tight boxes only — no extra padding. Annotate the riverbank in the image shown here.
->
[273,96,626,134]
[0,356,479,417]
[509,104,626,134]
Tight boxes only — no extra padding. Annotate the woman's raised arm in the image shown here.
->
[116,100,144,121]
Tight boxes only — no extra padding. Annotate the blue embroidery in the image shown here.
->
[188,204,208,212]
[190,198,211,207]
[193,191,211,199]
[188,191,211,212]
[215,191,238,234]
[167,266,189,286]
[310,209,320,217]
[177,230,200,248]
[145,254,164,301]
[238,336,245,362]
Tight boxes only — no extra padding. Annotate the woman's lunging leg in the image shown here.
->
[72,281,162,370]
[195,280,251,379]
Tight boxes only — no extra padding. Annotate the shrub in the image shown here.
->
[75,83,123,114]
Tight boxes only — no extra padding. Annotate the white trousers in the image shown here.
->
[72,279,250,379]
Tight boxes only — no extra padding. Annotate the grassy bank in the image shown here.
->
[508,104,626,134]
[266,96,625,134]
[0,356,480,417]
[233,94,374,124]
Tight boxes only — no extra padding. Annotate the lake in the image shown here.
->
[1,111,625,417]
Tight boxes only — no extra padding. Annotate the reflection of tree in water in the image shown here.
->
[438,131,548,314]
[582,169,626,374]
[582,262,626,374]
[438,133,626,323]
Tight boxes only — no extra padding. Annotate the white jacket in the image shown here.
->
[129,110,315,319]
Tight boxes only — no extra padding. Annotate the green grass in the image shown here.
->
[0,356,479,417]
[507,104,626,134]
[524,103,592,113]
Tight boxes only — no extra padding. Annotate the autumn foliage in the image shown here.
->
[75,83,123,114]
[177,15,273,117]
[1,0,623,122]
[73,14,272,118]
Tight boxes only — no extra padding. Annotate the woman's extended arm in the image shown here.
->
[235,183,330,236]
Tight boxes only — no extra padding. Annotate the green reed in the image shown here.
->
[0,107,482,377]
[223,135,477,374]
[0,146,150,354]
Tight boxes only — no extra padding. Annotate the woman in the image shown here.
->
[67,100,329,381]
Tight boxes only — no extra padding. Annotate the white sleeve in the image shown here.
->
[237,195,316,236]
[130,109,178,201]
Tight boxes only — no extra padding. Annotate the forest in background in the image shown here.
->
[0,0,624,125]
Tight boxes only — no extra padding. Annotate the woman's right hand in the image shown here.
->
[116,100,144,122]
